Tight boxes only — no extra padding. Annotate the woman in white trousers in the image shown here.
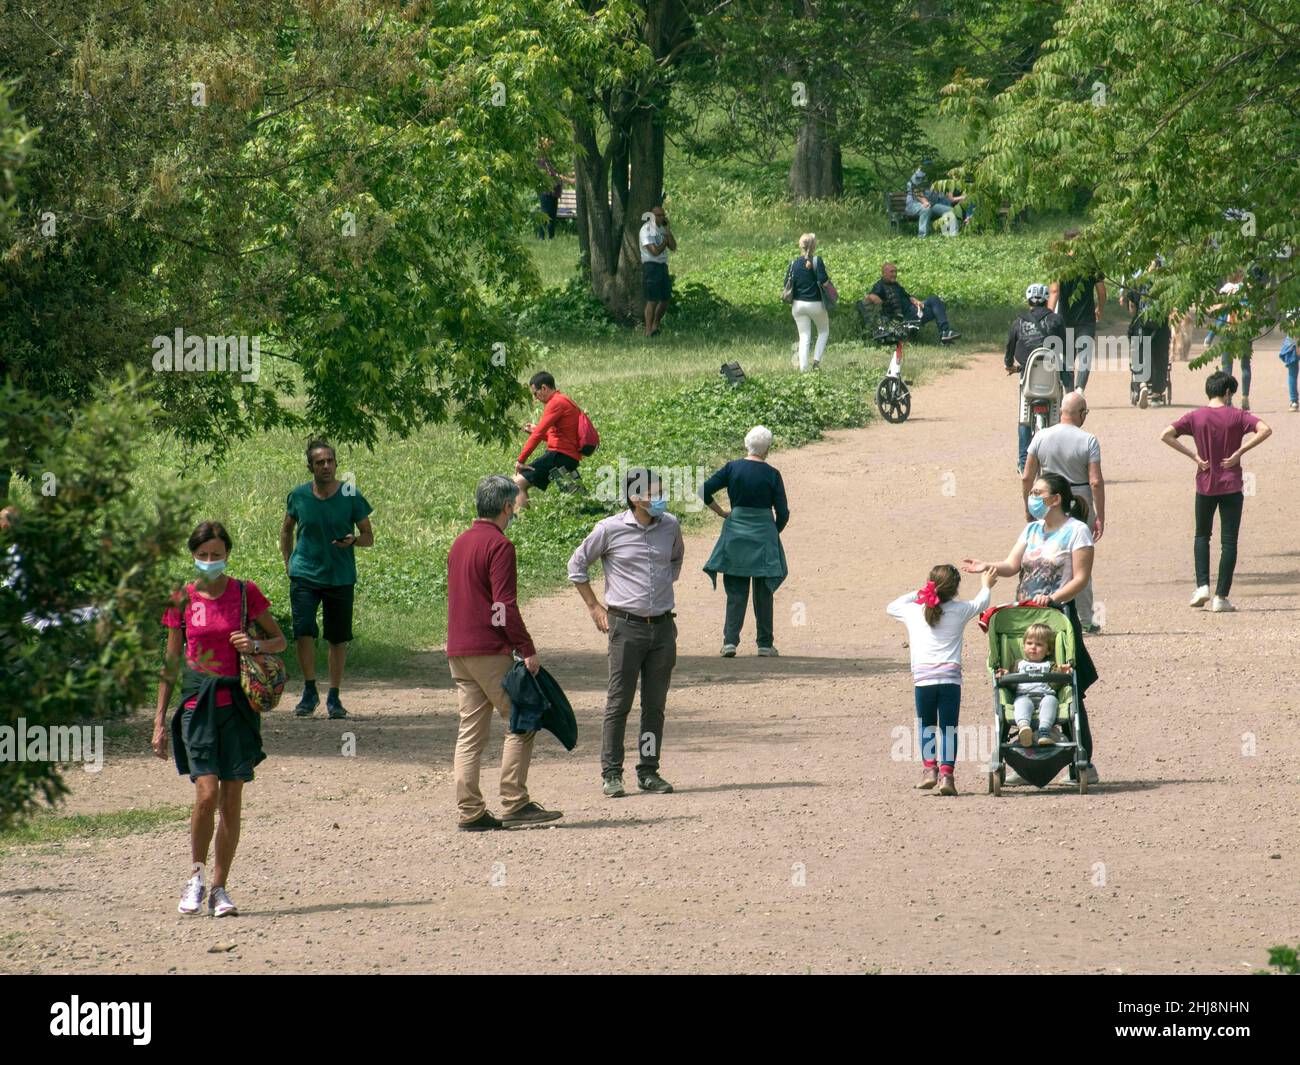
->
[789,233,831,371]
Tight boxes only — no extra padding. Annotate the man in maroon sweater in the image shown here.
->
[446,475,562,830]
[513,371,583,510]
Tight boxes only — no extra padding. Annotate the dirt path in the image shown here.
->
[3,337,1297,974]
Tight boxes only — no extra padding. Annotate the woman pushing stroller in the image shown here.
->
[962,471,1100,786]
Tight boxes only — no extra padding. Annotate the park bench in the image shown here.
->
[884,188,1017,233]
[884,190,912,233]
[556,188,577,219]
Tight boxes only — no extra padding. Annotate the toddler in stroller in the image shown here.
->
[995,622,1072,748]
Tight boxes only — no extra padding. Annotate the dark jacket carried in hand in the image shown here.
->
[502,662,578,751]
[1005,306,1065,371]
[170,668,265,777]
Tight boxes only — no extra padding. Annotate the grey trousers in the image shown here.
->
[601,614,677,775]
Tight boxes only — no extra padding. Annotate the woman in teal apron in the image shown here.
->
[701,426,790,657]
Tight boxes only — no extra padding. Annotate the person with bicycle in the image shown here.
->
[1005,283,1066,473]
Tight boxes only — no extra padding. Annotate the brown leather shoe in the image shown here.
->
[937,772,958,796]
[915,767,939,790]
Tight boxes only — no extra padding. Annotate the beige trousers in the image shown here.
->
[449,654,534,821]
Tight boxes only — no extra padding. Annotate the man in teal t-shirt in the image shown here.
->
[279,439,374,718]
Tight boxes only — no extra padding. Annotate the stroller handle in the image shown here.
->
[994,671,1075,688]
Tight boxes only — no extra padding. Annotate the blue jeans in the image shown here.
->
[1286,338,1298,404]
[911,202,954,237]
[1017,423,1033,472]
[914,683,961,769]
[1062,327,1094,391]
[1221,348,1251,396]
[916,294,951,334]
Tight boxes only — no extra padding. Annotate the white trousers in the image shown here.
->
[792,300,829,371]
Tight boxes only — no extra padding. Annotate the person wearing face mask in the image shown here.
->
[962,472,1100,786]
[153,520,288,917]
[1022,390,1105,633]
[445,475,560,831]
[568,468,684,798]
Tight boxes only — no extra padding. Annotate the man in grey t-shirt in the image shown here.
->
[1022,390,1106,631]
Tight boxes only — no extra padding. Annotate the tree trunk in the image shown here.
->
[789,109,843,202]
[574,108,670,323]
[572,0,683,325]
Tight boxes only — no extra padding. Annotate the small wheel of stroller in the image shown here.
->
[990,771,1002,797]
[876,376,911,423]
[1078,770,1088,795]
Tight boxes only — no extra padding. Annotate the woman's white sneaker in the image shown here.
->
[1188,585,1211,607]
[209,886,238,917]
[178,871,205,915]
[1210,596,1235,613]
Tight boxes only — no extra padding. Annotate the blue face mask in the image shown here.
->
[194,558,227,579]
[647,497,668,517]
[1027,494,1049,519]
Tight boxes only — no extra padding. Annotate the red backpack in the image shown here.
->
[577,409,600,456]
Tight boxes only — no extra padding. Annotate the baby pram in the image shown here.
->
[1124,281,1172,405]
[985,604,1089,796]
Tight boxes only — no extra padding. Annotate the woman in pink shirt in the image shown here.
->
[152,521,287,917]
[1161,371,1271,612]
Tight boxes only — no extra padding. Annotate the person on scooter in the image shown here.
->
[1005,283,1066,473]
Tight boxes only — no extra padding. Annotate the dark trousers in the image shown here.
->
[1064,601,1095,765]
[722,574,774,648]
[914,684,961,769]
[1194,492,1244,597]
[537,193,558,239]
[601,615,677,774]
[916,294,951,333]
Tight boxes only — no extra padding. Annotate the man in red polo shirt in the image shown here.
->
[446,475,562,831]
[513,371,582,510]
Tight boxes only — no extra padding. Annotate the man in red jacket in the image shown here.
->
[513,371,582,510]
[446,475,562,830]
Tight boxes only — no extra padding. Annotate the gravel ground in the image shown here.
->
[2,337,1296,974]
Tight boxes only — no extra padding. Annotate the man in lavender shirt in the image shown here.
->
[569,468,684,797]
[1160,370,1271,612]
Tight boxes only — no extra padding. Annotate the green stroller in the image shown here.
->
[986,605,1088,796]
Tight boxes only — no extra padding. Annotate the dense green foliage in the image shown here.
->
[0,1,589,452]
[947,0,1300,363]
[0,375,193,830]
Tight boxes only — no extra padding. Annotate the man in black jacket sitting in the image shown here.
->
[862,262,960,343]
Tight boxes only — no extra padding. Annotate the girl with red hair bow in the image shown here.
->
[886,563,998,795]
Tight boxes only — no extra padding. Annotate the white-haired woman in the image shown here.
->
[701,426,790,657]
[784,233,833,371]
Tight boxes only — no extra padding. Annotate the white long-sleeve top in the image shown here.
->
[886,586,991,686]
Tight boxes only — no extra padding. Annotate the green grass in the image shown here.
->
[105,145,1079,678]
[0,805,191,854]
